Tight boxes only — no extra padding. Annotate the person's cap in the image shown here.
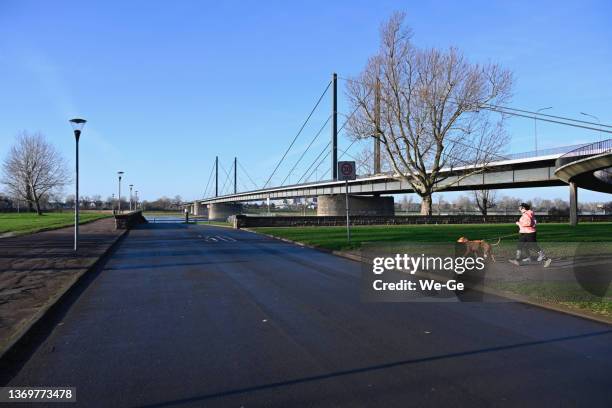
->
[519,202,531,210]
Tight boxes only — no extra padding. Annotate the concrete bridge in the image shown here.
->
[186,140,612,223]
[554,139,612,224]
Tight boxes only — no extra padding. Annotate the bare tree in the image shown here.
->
[346,12,513,214]
[354,146,392,175]
[435,194,446,215]
[399,194,414,211]
[498,196,521,214]
[1,132,70,215]
[473,189,497,216]
[453,195,474,213]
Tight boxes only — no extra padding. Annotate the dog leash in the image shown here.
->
[494,233,519,239]
[486,232,519,244]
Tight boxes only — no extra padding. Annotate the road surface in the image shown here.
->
[3,223,612,407]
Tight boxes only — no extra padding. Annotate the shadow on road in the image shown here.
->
[139,328,612,408]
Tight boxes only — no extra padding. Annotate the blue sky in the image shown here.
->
[0,0,610,203]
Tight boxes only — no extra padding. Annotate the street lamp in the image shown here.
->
[534,106,552,155]
[117,171,124,213]
[129,184,133,211]
[69,118,87,252]
[112,193,115,211]
[580,112,602,142]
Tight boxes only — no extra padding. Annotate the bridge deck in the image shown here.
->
[197,155,564,204]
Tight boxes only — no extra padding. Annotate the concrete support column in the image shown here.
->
[193,202,200,216]
[208,203,243,221]
[569,181,578,226]
[317,195,394,216]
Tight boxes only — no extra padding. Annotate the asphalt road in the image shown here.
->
[3,223,612,407]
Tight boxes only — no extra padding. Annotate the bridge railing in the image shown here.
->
[556,138,612,168]
[503,143,591,161]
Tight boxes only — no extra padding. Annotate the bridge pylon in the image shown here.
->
[332,72,338,180]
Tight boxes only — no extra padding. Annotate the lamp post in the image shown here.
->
[534,106,552,155]
[69,118,87,252]
[129,184,133,211]
[112,194,115,212]
[135,190,139,210]
[117,171,124,213]
[580,112,602,142]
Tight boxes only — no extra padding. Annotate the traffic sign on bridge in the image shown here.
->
[337,161,356,242]
[338,161,356,181]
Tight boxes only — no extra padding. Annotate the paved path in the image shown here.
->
[0,218,122,355]
[3,223,612,407]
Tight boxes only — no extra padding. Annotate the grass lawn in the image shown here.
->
[253,223,612,251]
[0,212,111,235]
[254,222,612,319]
[494,281,612,318]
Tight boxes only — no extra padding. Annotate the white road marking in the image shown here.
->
[202,235,236,243]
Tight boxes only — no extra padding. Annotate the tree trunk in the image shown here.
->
[420,195,433,215]
[33,195,42,215]
[26,185,34,212]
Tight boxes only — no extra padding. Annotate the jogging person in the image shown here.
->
[509,203,552,267]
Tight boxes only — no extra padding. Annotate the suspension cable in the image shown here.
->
[280,114,332,186]
[202,161,215,198]
[236,159,259,190]
[263,80,333,188]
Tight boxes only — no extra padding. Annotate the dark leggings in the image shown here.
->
[517,233,541,257]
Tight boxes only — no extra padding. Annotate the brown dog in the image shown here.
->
[457,236,500,262]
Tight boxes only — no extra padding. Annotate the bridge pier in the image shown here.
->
[317,195,394,216]
[192,202,208,217]
[208,203,243,221]
[569,181,578,226]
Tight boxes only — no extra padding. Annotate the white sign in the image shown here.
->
[338,161,356,181]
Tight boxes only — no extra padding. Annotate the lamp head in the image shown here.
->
[69,118,87,134]
[69,118,86,140]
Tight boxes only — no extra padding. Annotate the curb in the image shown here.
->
[0,227,128,360]
[245,228,612,326]
[196,222,234,229]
